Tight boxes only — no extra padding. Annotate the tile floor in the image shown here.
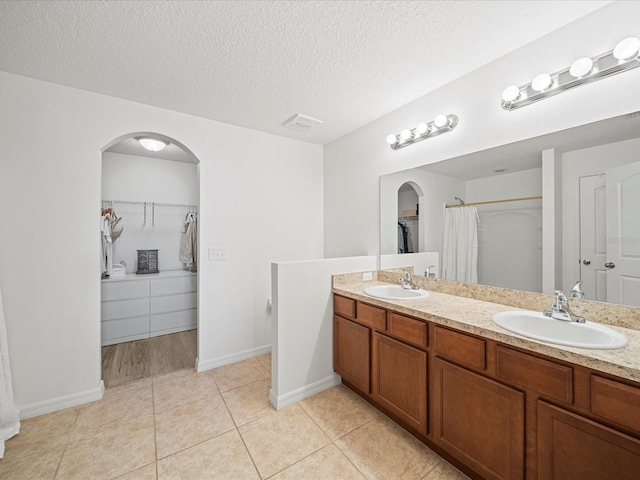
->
[1,354,470,479]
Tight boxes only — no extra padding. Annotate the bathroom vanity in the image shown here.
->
[333,276,640,480]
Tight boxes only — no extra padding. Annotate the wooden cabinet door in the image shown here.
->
[372,332,427,433]
[537,400,640,480]
[433,358,524,480]
[334,315,370,393]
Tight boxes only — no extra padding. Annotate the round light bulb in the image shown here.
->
[400,129,412,140]
[415,122,429,135]
[386,134,397,145]
[531,73,552,92]
[613,36,640,61]
[138,138,168,152]
[501,85,520,102]
[433,114,448,128]
[569,57,594,78]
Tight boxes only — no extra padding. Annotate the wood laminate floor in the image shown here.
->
[101,329,197,388]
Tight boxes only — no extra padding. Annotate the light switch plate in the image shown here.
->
[208,247,227,261]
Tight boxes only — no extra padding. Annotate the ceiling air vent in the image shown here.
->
[282,114,323,132]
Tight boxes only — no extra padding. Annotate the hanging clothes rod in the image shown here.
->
[445,195,542,208]
[102,200,198,226]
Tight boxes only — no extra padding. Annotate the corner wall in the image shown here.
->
[0,71,323,416]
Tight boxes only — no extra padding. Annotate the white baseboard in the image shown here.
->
[19,380,105,420]
[196,344,271,372]
[269,373,341,410]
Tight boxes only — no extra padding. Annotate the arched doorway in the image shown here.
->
[100,132,200,388]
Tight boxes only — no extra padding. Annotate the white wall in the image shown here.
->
[562,137,640,292]
[0,71,323,416]
[102,152,198,273]
[270,256,376,409]
[324,2,640,259]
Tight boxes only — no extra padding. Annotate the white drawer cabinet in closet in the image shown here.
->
[101,270,197,346]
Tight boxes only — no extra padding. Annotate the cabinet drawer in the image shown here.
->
[101,316,149,344]
[357,302,386,330]
[101,280,149,301]
[334,295,356,319]
[102,298,150,321]
[433,327,485,371]
[388,312,427,348]
[591,375,640,432]
[150,292,197,314]
[150,309,197,336]
[150,275,197,296]
[496,346,573,404]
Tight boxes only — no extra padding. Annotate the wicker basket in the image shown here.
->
[136,249,159,274]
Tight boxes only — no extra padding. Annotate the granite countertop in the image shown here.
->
[333,280,640,384]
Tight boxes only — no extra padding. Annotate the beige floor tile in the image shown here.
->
[257,353,272,373]
[336,415,442,480]
[299,384,379,439]
[56,416,155,480]
[157,430,260,480]
[239,404,330,478]
[269,444,366,480]
[0,450,63,480]
[152,368,219,413]
[2,407,79,459]
[422,461,471,480]
[70,379,153,446]
[213,357,270,392]
[114,462,157,480]
[155,394,236,459]
[221,377,275,426]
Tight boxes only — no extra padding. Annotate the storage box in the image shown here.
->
[136,249,159,274]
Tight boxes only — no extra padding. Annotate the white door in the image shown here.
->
[579,175,607,301]
[606,161,640,307]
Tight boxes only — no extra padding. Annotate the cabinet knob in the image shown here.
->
[605,262,616,269]
[582,259,591,265]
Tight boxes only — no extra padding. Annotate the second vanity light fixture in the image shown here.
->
[502,36,640,110]
[386,114,458,150]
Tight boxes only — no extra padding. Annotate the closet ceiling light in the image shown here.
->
[385,114,458,151]
[501,35,640,110]
[138,138,168,152]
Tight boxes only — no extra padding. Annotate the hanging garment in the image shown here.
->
[179,213,197,270]
[441,206,479,283]
[398,223,408,254]
[101,213,113,277]
[0,282,20,458]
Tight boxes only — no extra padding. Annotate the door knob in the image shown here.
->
[605,262,616,269]
[582,259,591,265]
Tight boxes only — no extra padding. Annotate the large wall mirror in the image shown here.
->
[380,112,640,308]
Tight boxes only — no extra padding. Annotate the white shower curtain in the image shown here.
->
[0,283,20,458]
[441,206,479,283]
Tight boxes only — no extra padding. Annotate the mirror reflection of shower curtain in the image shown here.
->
[442,206,479,283]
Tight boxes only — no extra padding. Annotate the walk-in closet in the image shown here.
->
[100,134,199,387]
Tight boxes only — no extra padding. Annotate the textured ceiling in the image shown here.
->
[0,1,610,145]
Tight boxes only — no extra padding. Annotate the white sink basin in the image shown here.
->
[492,311,628,349]
[364,285,429,300]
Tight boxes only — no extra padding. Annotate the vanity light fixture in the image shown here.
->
[501,36,640,110]
[138,137,168,152]
[386,114,458,150]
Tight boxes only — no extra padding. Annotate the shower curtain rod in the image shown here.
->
[445,195,542,208]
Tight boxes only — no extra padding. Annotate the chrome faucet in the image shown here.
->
[544,290,585,323]
[424,265,436,278]
[570,280,585,299]
[399,272,419,290]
